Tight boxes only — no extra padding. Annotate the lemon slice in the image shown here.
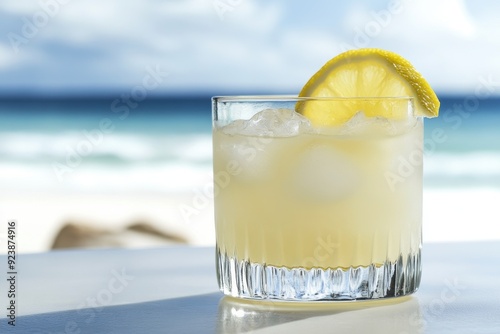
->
[297,48,440,126]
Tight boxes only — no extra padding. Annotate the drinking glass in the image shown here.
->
[212,96,422,301]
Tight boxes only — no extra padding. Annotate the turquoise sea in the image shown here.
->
[0,97,212,194]
[0,96,499,195]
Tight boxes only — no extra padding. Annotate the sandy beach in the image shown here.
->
[0,191,215,254]
[2,187,500,254]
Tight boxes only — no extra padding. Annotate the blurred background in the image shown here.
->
[0,0,499,253]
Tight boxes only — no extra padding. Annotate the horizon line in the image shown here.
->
[0,91,498,101]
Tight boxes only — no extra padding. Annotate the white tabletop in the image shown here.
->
[1,242,500,333]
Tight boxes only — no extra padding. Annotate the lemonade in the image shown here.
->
[214,99,422,299]
[213,49,439,300]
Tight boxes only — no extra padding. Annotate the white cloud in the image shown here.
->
[434,0,476,38]
[0,0,286,91]
[389,0,476,38]
[0,2,41,14]
[335,0,499,93]
[0,0,499,94]
[0,44,16,69]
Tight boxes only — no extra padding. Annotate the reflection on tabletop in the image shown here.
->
[217,295,422,333]
[6,292,422,333]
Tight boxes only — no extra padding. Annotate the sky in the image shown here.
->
[0,0,500,96]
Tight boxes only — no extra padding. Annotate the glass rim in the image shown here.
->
[212,95,414,102]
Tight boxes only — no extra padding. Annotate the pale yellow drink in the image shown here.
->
[212,101,424,300]
[214,109,422,271]
[213,49,438,301]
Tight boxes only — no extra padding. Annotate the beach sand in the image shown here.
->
[0,191,215,254]
[1,188,500,254]
[423,187,500,243]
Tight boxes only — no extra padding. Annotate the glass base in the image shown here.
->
[216,248,421,301]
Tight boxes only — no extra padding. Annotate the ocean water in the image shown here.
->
[0,96,499,195]
[0,97,213,194]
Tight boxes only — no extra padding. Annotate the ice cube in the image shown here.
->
[383,116,418,135]
[215,133,274,181]
[222,108,312,137]
[337,112,417,136]
[289,145,359,201]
